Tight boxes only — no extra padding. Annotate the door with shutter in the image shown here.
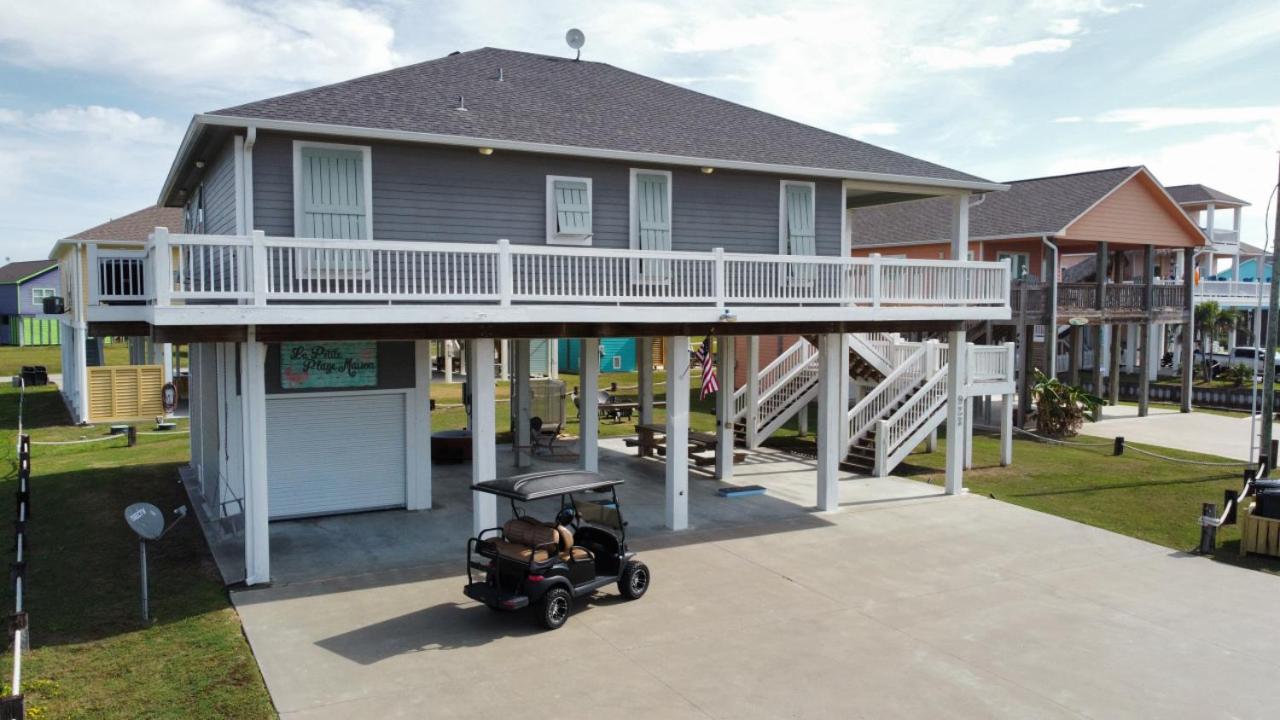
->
[295,144,371,279]
[783,182,816,285]
[266,392,407,519]
[632,171,672,282]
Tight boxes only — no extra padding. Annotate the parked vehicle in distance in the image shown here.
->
[464,470,649,630]
[1194,346,1280,376]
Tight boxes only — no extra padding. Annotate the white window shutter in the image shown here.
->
[300,148,367,240]
[785,184,815,256]
[554,180,591,236]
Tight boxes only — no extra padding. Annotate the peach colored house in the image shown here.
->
[849,166,1207,418]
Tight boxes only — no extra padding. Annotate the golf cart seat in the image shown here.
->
[492,517,593,564]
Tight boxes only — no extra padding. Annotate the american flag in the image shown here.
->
[695,336,719,400]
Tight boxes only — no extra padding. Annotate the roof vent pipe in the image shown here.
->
[497,67,504,81]
[456,95,467,111]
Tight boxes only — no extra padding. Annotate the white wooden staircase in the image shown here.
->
[733,333,1014,476]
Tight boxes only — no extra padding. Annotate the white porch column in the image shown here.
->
[963,397,975,470]
[637,337,654,425]
[1000,392,1014,466]
[580,338,600,472]
[665,335,690,530]
[745,336,761,448]
[1148,324,1161,381]
[715,335,735,481]
[838,333,851,451]
[816,333,843,512]
[154,342,174,385]
[470,338,497,535]
[944,329,967,494]
[950,194,970,260]
[187,342,203,473]
[72,324,90,423]
[241,328,270,586]
[444,340,454,384]
[514,339,532,469]
[408,340,433,510]
[499,339,510,381]
[548,339,560,379]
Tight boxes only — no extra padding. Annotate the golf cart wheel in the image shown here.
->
[539,587,572,630]
[618,560,650,600]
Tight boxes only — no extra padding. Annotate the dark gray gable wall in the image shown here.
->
[251,132,841,256]
[203,139,238,235]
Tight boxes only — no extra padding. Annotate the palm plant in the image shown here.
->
[1194,301,1243,379]
[1030,369,1103,437]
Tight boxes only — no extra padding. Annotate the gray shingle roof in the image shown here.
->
[68,205,184,242]
[849,167,1142,247]
[0,260,57,284]
[209,47,989,186]
[1164,183,1249,207]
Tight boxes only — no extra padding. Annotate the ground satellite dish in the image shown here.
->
[125,502,166,540]
[566,28,585,59]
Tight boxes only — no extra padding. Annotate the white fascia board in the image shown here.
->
[851,232,1055,250]
[188,114,1010,194]
[158,116,206,206]
[111,303,1010,327]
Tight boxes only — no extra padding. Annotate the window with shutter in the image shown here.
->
[781,181,816,284]
[293,142,372,279]
[545,176,593,245]
[630,169,673,282]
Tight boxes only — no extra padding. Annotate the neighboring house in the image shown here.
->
[51,47,1013,586]
[0,260,61,346]
[52,206,184,422]
[849,166,1207,417]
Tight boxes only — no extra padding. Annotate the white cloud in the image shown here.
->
[1048,18,1082,35]
[0,0,403,100]
[846,122,900,137]
[1053,116,1084,123]
[1151,2,1280,74]
[910,38,1073,70]
[1092,106,1280,132]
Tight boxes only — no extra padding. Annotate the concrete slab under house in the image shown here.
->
[47,47,1020,587]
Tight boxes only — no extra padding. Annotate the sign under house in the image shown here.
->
[281,341,378,390]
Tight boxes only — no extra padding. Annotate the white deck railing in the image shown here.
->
[87,230,1011,310]
[1198,280,1270,305]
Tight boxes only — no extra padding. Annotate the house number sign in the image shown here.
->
[281,341,377,389]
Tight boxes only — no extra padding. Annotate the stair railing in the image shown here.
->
[874,364,949,473]
[846,341,935,449]
[732,339,817,422]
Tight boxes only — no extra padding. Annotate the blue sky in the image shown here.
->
[1,0,1277,261]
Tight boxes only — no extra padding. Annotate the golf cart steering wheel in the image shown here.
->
[555,506,576,527]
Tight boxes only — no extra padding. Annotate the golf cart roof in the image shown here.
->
[472,470,623,501]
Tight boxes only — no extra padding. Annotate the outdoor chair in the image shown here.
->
[531,416,564,455]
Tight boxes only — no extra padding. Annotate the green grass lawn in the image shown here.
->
[0,344,130,376]
[895,433,1280,575]
[0,384,274,719]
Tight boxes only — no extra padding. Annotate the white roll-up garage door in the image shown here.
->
[266,392,407,519]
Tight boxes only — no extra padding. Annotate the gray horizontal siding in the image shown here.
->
[203,138,238,235]
[252,132,841,256]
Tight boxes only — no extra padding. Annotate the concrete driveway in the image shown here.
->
[233,473,1279,719]
[1080,404,1257,461]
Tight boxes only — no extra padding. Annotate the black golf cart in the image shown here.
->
[464,470,649,630]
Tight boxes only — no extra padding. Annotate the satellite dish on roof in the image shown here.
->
[566,28,585,60]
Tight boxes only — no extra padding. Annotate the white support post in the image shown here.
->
[797,402,809,437]
[838,332,850,451]
[445,340,454,384]
[665,335,690,530]
[745,336,761,448]
[408,340,433,510]
[496,238,512,306]
[869,253,881,308]
[816,333,842,511]
[950,194,970,260]
[155,342,174,385]
[250,229,267,306]
[549,340,560,379]
[241,328,270,586]
[470,338,497,535]
[944,329,966,495]
[964,397,975,470]
[638,338,654,425]
[1000,393,1014,466]
[187,343,202,475]
[514,339,532,469]
[715,335,735,480]
[151,227,172,307]
[713,247,726,309]
[580,338,600,472]
[499,339,510,381]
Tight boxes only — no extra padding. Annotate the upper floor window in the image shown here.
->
[184,184,205,234]
[546,176,593,245]
[779,180,816,256]
[293,141,373,278]
[630,169,672,283]
[998,251,1031,280]
[32,287,54,303]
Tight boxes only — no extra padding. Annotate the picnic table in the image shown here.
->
[625,423,745,470]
